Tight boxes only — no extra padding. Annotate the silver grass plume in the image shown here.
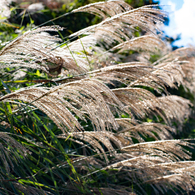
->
[0,131,28,174]
[0,26,90,75]
[0,1,195,194]
[72,0,133,19]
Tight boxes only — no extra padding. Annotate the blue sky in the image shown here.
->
[155,0,195,47]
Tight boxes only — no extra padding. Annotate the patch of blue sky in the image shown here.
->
[154,0,195,47]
